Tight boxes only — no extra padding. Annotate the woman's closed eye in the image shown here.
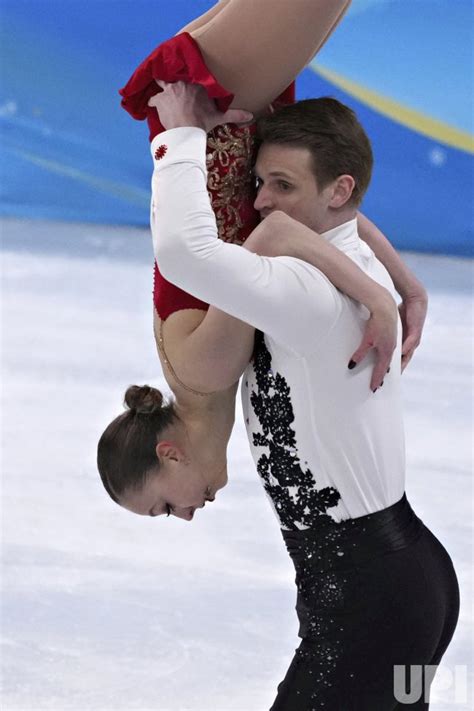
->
[148,503,173,517]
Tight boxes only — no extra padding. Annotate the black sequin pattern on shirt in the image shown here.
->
[250,333,341,530]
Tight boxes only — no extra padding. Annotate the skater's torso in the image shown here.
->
[242,221,406,530]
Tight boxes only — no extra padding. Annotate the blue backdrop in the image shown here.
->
[1,0,472,255]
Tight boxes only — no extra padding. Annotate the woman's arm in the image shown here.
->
[158,305,256,394]
[357,212,428,371]
[243,212,397,389]
[172,211,397,394]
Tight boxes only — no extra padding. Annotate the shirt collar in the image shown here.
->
[321,217,360,252]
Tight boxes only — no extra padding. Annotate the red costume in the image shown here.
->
[119,32,294,320]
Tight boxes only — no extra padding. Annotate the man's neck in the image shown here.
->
[318,207,357,234]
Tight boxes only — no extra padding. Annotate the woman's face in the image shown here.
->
[120,460,220,522]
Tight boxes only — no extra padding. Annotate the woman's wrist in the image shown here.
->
[356,211,428,305]
[397,276,428,304]
[365,285,397,317]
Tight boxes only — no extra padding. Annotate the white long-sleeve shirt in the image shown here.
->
[151,127,405,530]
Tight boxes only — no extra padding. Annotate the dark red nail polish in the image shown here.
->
[348,360,357,370]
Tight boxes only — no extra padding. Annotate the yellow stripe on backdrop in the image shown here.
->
[11,148,150,208]
[311,63,474,155]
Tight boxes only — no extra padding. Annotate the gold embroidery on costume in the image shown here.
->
[206,124,257,245]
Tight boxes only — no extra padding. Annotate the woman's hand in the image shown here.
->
[245,212,398,391]
[148,80,253,132]
[398,290,428,372]
[349,294,398,392]
[356,212,428,372]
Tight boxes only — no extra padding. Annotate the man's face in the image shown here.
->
[253,143,333,233]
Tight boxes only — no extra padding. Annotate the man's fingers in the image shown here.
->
[147,92,161,108]
[222,109,254,125]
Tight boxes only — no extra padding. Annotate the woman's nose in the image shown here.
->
[174,507,195,521]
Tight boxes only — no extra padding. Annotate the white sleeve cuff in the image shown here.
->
[150,127,207,170]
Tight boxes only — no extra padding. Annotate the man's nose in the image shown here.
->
[254,185,273,212]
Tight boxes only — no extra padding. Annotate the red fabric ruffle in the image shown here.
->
[119,32,234,142]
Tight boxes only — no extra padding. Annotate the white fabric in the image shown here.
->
[151,127,405,529]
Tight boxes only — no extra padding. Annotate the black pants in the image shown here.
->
[270,494,459,710]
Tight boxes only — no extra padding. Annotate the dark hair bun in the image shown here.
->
[124,385,164,415]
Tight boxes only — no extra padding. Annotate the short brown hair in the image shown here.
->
[256,97,373,206]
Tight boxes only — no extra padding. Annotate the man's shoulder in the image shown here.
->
[272,254,340,289]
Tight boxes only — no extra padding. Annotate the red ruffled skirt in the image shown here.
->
[119,32,294,320]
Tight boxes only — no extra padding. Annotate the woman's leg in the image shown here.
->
[176,1,232,36]
[188,0,351,112]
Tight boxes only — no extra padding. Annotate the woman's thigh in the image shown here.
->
[186,0,351,112]
[177,0,232,36]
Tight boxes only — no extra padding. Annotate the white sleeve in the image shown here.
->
[151,127,341,355]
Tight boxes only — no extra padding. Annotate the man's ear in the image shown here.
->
[329,175,356,208]
[156,441,183,463]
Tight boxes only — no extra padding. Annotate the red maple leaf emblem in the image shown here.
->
[154,144,168,160]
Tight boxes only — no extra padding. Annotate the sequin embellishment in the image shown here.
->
[249,335,341,530]
[206,124,257,245]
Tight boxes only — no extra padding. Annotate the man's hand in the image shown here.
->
[349,295,398,392]
[148,80,253,133]
[398,291,428,371]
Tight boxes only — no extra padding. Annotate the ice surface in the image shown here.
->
[1,218,472,710]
